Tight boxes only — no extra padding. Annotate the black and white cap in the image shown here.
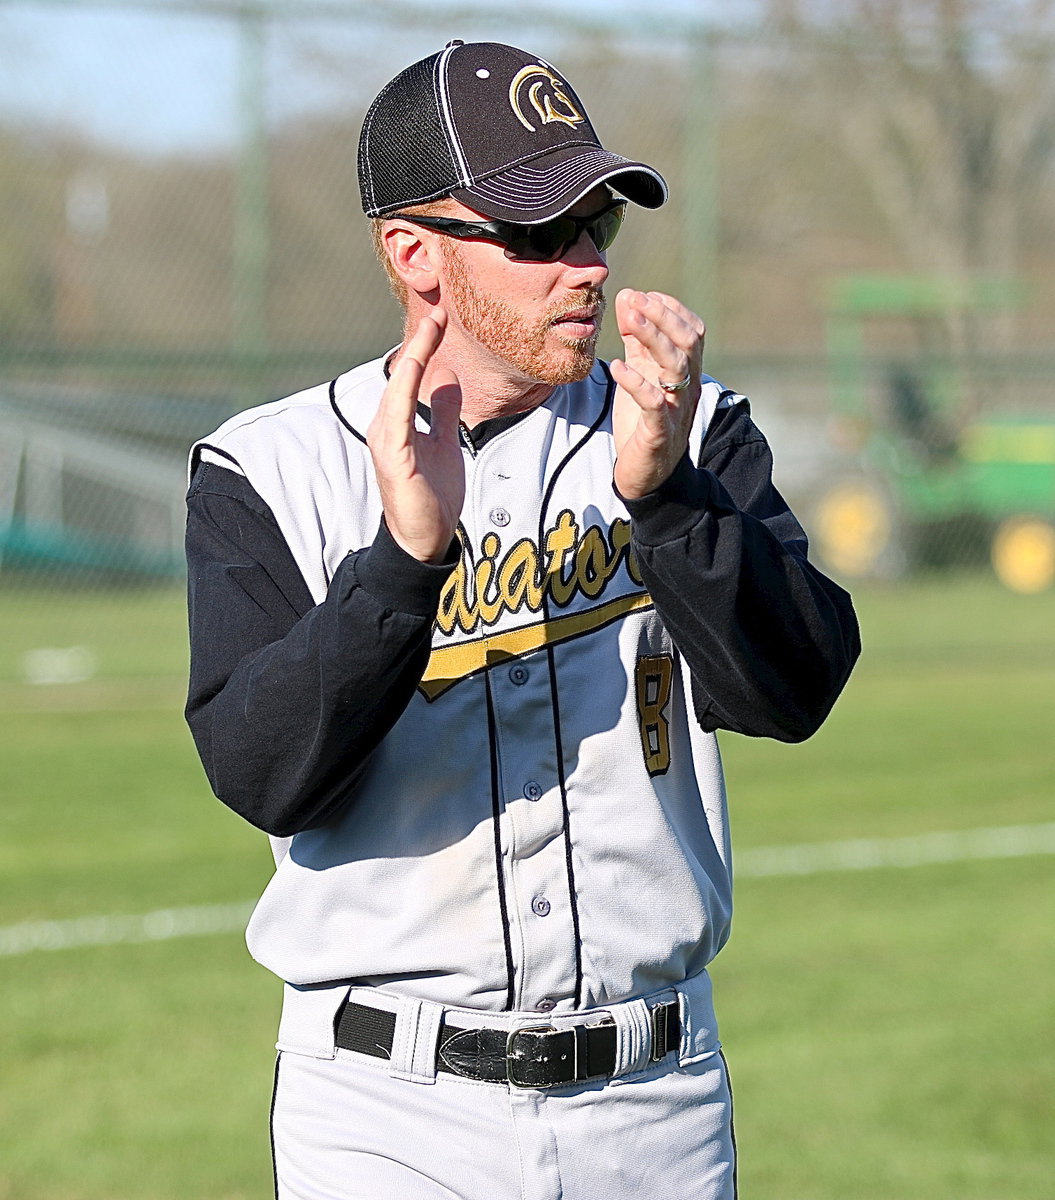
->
[358,40,668,224]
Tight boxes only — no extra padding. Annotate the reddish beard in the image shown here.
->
[440,241,605,385]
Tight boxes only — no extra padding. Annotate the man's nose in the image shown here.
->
[560,230,610,284]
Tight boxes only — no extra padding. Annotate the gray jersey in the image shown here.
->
[188,353,859,1051]
[194,356,735,1012]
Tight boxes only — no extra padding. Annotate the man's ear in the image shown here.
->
[383,223,441,298]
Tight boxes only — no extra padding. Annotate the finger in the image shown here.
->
[615,291,686,352]
[619,289,704,350]
[609,358,667,413]
[615,302,679,373]
[615,289,649,340]
[645,291,707,339]
[626,291,700,356]
[392,311,445,391]
[618,313,689,385]
[405,306,447,360]
[427,367,463,442]
[377,310,447,436]
[616,292,701,386]
[381,357,424,441]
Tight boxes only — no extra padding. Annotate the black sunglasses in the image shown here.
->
[387,199,627,263]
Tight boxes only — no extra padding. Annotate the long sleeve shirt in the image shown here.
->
[185,356,859,1014]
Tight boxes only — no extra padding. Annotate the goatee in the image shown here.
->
[441,243,605,385]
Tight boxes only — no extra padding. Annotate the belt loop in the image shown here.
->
[650,999,679,1062]
[676,971,718,1065]
[389,996,444,1084]
[674,988,690,1062]
[572,1024,589,1081]
[276,981,347,1060]
[609,996,651,1077]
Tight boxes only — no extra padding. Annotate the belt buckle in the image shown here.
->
[507,1023,585,1090]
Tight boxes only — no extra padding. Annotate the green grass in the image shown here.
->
[715,858,1054,1198]
[719,575,1054,842]
[1,575,1053,1198]
[3,940,278,1200]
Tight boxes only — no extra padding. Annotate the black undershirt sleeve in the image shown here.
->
[623,401,861,742]
[185,460,456,837]
[187,398,858,836]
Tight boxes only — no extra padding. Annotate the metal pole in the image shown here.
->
[233,3,268,386]
[681,27,718,326]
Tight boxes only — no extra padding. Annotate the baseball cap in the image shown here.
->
[358,40,668,224]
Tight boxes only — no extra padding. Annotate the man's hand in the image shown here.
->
[609,290,706,499]
[367,309,465,564]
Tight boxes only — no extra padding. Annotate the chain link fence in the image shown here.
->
[1,0,1054,606]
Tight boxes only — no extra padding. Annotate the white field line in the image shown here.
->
[3,823,1054,958]
[0,901,254,958]
[735,821,1055,878]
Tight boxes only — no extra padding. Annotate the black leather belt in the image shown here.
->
[334,998,681,1089]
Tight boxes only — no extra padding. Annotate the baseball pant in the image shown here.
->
[270,975,736,1200]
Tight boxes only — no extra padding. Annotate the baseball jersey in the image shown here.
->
[185,354,859,1016]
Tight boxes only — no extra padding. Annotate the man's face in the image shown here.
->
[436,188,612,386]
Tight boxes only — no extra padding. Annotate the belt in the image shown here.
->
[334,998,681,1089]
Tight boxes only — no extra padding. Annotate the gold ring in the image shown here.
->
[658,374,692,393]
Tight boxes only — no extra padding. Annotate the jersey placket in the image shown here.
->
[462,432,580,1014]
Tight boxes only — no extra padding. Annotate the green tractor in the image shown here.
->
[815,274,1055,593]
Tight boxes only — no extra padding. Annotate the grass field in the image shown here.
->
[1,575,1052,1199]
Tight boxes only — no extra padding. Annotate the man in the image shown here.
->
[185,39,860,1200]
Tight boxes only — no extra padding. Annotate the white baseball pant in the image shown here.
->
[270,973,736,1200]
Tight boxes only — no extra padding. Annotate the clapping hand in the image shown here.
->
[367,309,465,564]
[610,290,706,499]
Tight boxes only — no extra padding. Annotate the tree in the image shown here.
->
[758,0,1055,363]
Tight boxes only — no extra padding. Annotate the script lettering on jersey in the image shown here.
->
[419,510,651,701]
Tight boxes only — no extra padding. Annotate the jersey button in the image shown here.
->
[524,780,543,801]
[490,507,511,527]
[535,998,556,1013]
[509,665,529,685]
[531,895,551,917]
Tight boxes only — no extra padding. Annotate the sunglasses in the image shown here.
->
[387,199,627,263]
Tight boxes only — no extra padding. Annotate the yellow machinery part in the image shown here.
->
[991,516,1055,594]
[815,481,892,577]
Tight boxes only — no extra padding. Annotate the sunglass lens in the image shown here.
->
[501,204,625,262]
[504,219,575,262]
[589,206,624,252]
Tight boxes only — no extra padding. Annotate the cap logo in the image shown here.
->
[508,65,585,132]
